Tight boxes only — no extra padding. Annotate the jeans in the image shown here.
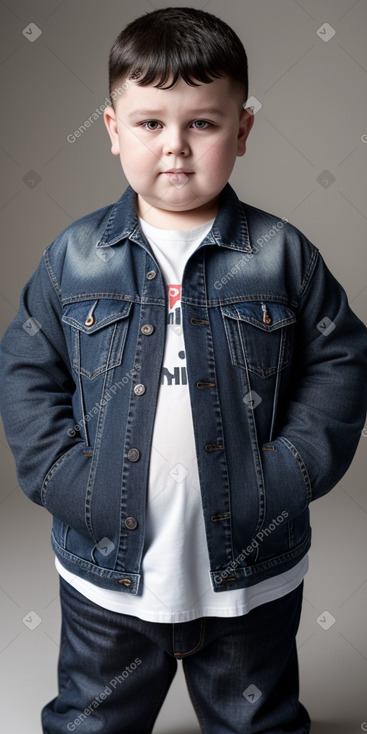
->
[42,577,311,734]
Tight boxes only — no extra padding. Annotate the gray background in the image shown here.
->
[1,0,367,732]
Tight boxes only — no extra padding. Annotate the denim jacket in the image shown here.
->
[1,183,366,594]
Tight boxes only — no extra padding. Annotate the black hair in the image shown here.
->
[108,6,248,109]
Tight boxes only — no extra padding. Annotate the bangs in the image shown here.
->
[123,57,224,91]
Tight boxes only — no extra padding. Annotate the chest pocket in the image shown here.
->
[221,301,296,379]
[62,299,132,380]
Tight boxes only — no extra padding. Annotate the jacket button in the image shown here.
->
[118,578,132,586]
[146,270,157,280]
[125,516,138,530]
[141,323,154,335]
[127,448,140,462]
[134,383,146,396]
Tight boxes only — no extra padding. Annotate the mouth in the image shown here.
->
[163,169,194,174]
[163,169,194,186]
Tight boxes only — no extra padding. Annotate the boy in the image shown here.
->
[1,6,367,733]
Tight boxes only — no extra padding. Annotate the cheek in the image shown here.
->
[207,139,237,171]
[119,129,155,160]
[220,132,239,158]
[119,141,154,178]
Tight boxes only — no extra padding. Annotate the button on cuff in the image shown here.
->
[118,578,132,586]
[125,516,138,530]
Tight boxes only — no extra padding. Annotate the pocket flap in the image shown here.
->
[62,299,132,334]
[221,301,296,332]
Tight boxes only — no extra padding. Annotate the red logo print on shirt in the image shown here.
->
[168,285,181,310]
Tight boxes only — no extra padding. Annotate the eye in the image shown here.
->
[192,120,210,129]
[140,120,162,131]
[139,119,211,131]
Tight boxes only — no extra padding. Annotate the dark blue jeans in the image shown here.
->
[42,577,311,734]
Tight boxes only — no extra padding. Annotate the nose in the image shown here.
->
[162,126,190,157]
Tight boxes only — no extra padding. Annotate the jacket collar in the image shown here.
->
[96,183,254,254]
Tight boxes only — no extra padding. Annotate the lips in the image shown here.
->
[164,169,193,174]
[163,169,193,187]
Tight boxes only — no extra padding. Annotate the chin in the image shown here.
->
[149,192,199,206]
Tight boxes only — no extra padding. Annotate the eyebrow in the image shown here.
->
[126,108,226,118]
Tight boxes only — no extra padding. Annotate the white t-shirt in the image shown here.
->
[56,217,308,622]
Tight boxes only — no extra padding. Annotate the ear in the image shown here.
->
[237,107,255,157]
[103,106,120,156]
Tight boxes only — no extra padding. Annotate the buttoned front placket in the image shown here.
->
[114,237,167,592]
[181,248,235,578]
[93,185,254,592]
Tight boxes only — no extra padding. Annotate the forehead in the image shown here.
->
[115,75,241,113]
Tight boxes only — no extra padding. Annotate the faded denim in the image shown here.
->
[1,183,366,594]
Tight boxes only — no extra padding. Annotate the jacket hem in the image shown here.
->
[210,530,312,592]
[51,528,311,595]
[51,533,141,594]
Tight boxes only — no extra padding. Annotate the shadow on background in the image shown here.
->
[311,723,362,734]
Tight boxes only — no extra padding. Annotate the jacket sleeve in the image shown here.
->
[261,241,367,520]
[0,250,93,536]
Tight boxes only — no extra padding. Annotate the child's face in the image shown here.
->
[104,76,253,225]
